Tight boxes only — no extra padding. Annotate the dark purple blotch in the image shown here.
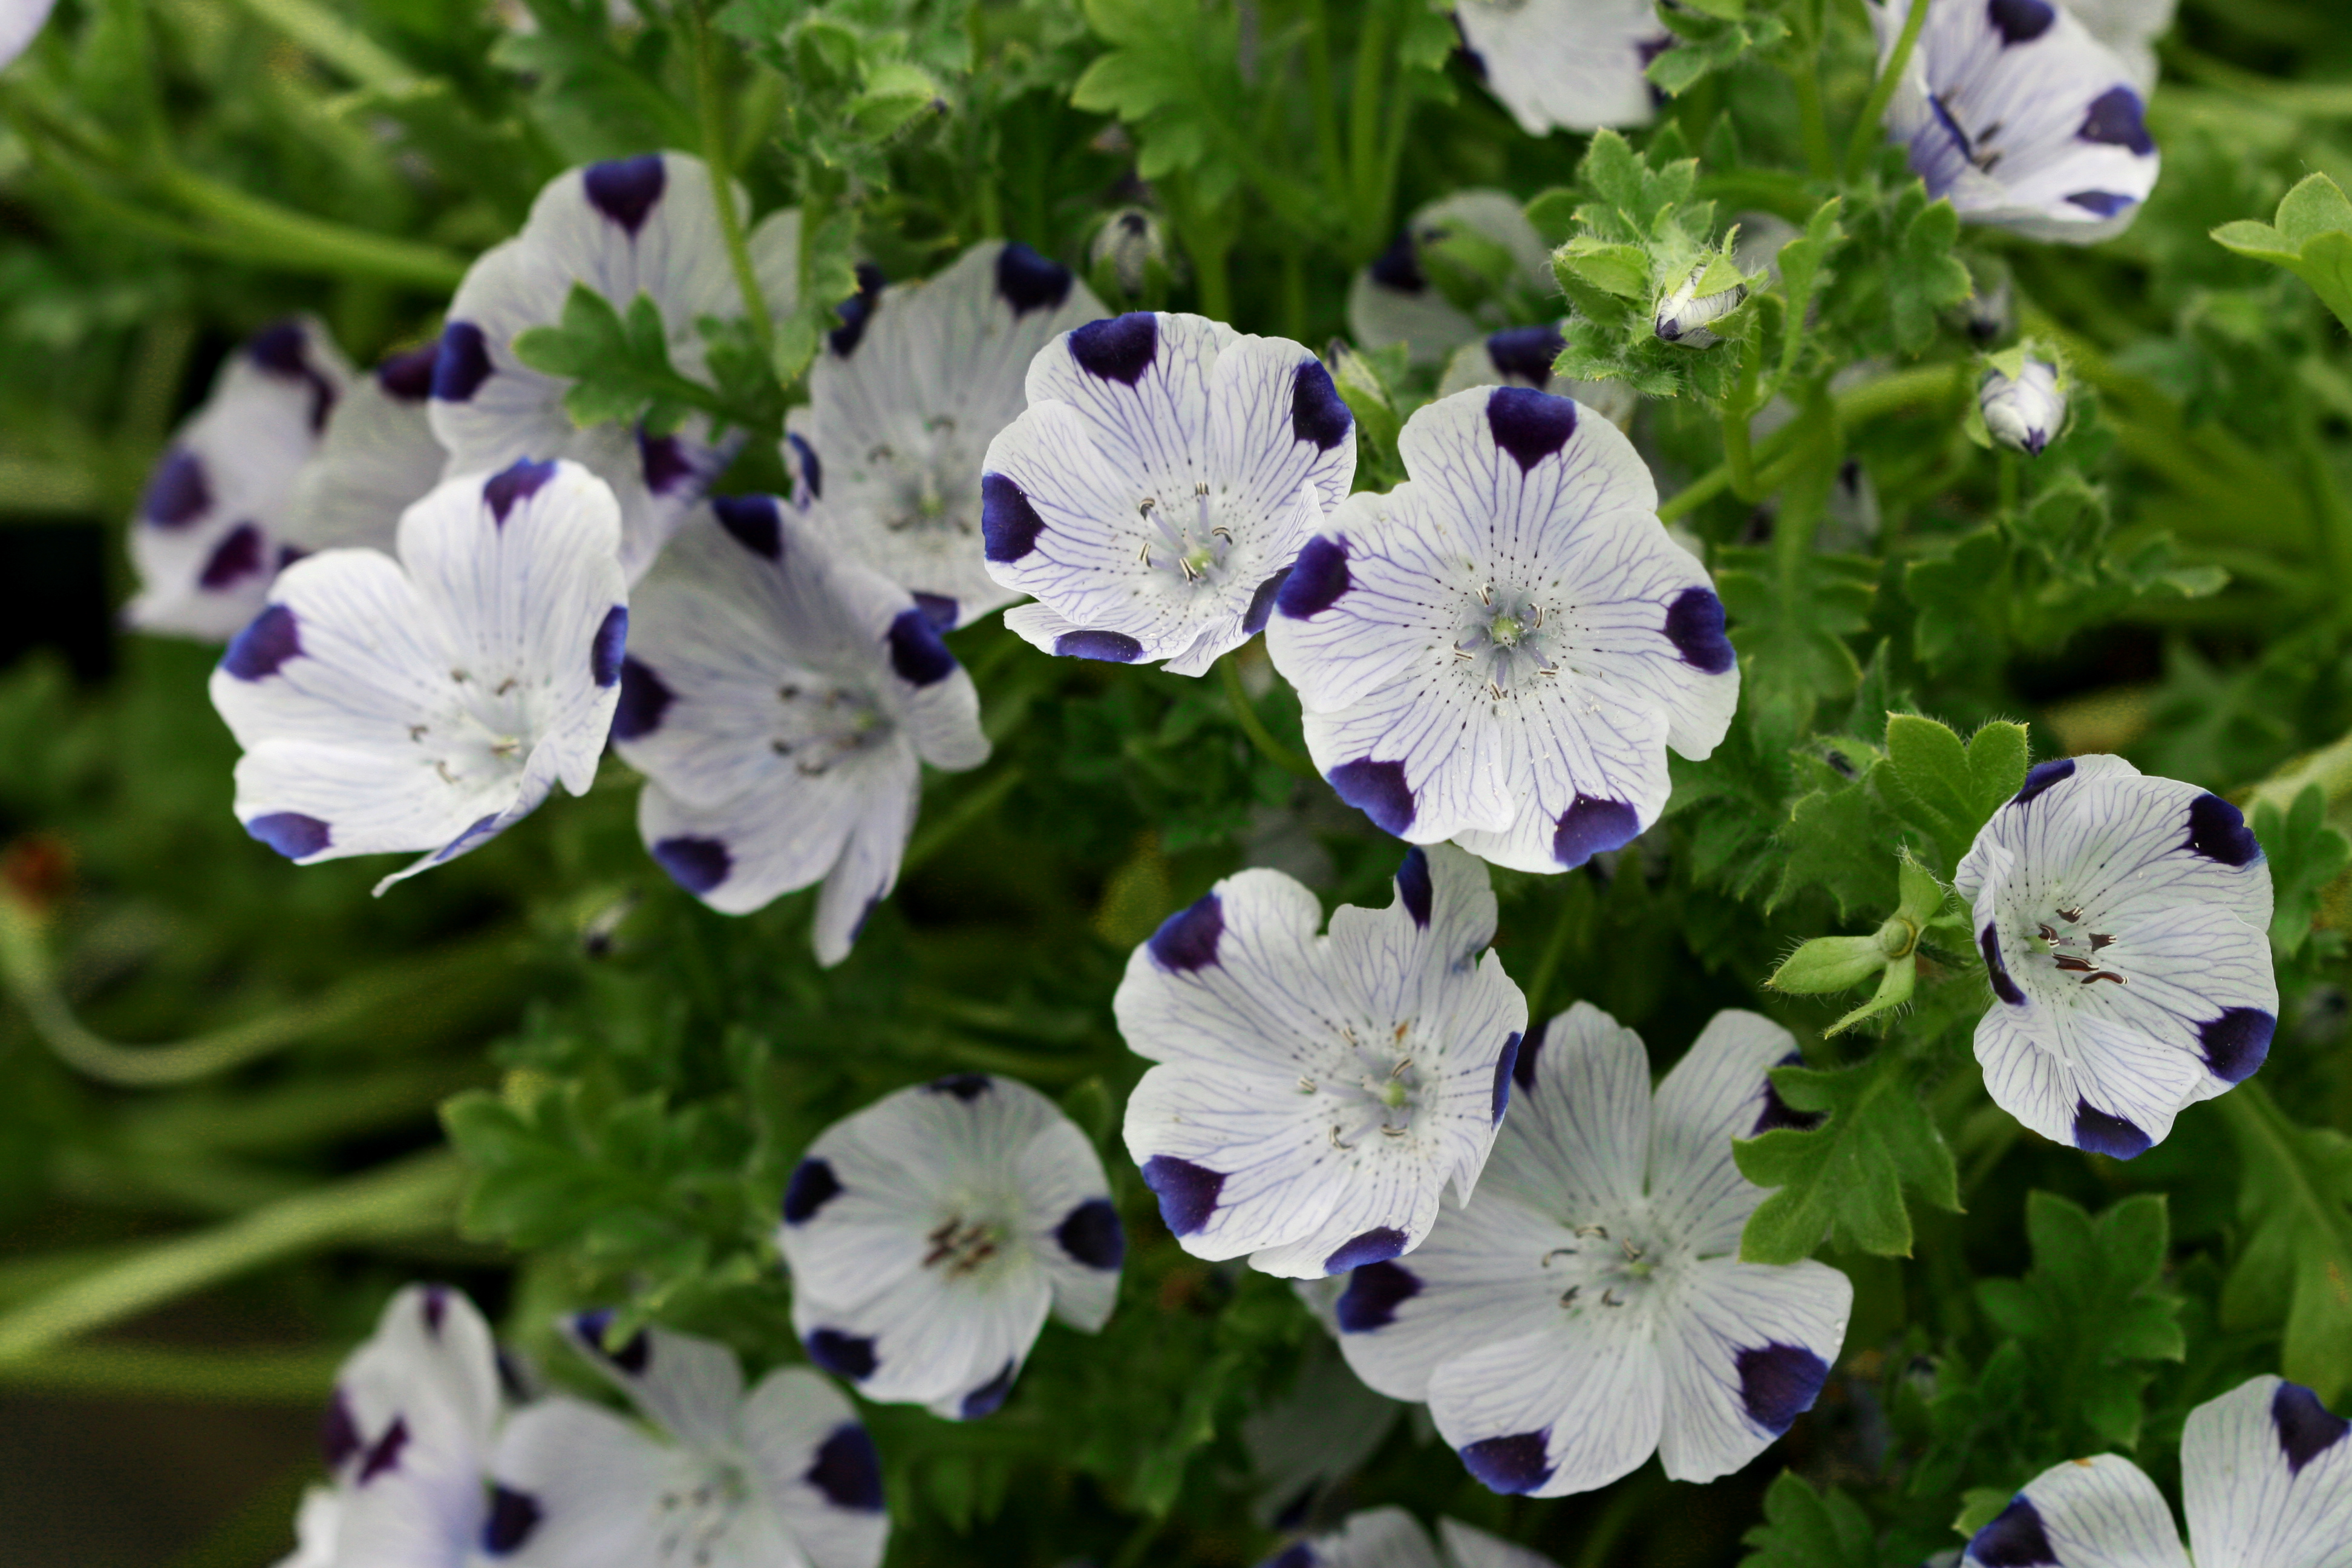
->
[928,1073,993,1100]
[1487,324,1566,385]
[583,153,667,235]
[573,1307,651,1373]
[788,433,823,502]
[246,812,332,860]
[1460,1431,1554,1495]
[1485,385,1578,472]
[1264,1546,1316,1568]
[1067,313,1158,385]
[2200,1007,2274,1085]
[1056,1198,1125,1270]
[783,1157,843,1224]
[1275,535,1350,619]
[483,458,558,523]
[806,1328,878,1380]
[2272,1380,2350,1475]
[1292,360,1352,451]
[1324,1227,1408,1275]
[2073,1100,2151,1160]
[1664,587,1736,675]
[2079,86,2154,155]
[1736,1343,1829,1434]
[430,811,506,866]
[2185,792,2261,867]
[1334,1259,1420,1333]
[1553,794,1640,869]
[591,606,627,688]
[142,448,211,528]
[481,1486,543,1553]
[1981,924,2025,1006]
[995,241,1073,315]
[198,523,267,590]
[247,321,339,430]
[1968,1497,2058,1567]
[422,1287,448,1336]
[432,321,494,403]
[2067,191,2137,217]
[979,472,1047,563]
[321,1388,362,1469]
[639,430,697,496]
[376,344,439,403]
[612,656,673,742]
[913,592,958,630]
[1140,1155,1224,1236]
[221,603,303,681]
[1148,892,1224,972]
[1243,569,1290,636]
[2013,757,2074,805]
[1492,1031,1520,1125]
[1513,1015,1547,1090]
[886,607,958,687]
[807,1423,885,1511]
[713,494,783,559]
[1396,846,1434,927]
[652,835,731,895]
[1055,629,1143,662]
[357,1416,408,1483]
[1367,229,1425,293]
[960,1361,1019,1419]
[1330,757,1415,837]
[1986,0,2056,45]
[1753,1053,1824,1134]
[829,263,886,357]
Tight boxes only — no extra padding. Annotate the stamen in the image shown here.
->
[2058,906,2083,923]
[1297,1076,1318,1093]
[1487,679,1504,701]
[408,724,428,740]
[2088,932,2114,950]
[1541,1247,1577,1265]
[1479,582,1493,607]
[1194,481,1209,497]
[494,677,517,696]
[2037,923,2060,944]
[1601,1288,1623,1307]
[2082,972,2127,986]
[1559,1285,1581,1307]
[2053,955,2096,973]
[1380,1125,1406,1138]
[1138,542,1152,567]
[1329,1125,1353,1149]
[1454,647,1475,662]
[1211,526,1232,542]
[1575,1224,1609,1240]
[1138,496,1157,515]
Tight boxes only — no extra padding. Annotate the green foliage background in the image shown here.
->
[0,1,2350,1564]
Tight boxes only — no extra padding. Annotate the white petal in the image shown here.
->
[1347,192,1553,365]
[1485,1003,1651,1220]
[1013,1119,1123,1333]
[1438,1517,1563,1568]
[1962,1453,2189,1568]
[1653,1256,1851,1483]
[485,1396,673,1567]
[811,780,922,967]
[274,1487,340,1568]
[558,1315,745,1451]
[1452,0,1665,136]
[1292,1508,1445,1568]
[1426,1316,1664,1497]
[1645,1010,1801,1256]
[2180,1374,2352,1568]
[1122,1059,1359,1269]
[1111,868,1340,1070]
[0,0,58,69]
[742,1368,889,1568]
[287,347,446,555]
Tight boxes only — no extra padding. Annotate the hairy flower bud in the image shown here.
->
[1652,262,1746,348]
[1979,356,2066,457]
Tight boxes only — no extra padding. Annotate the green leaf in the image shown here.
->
[2252,783,2351,958]
[1878,714,2028,877]
[513,283,730,436]
[1716,547,1879,735]
[1734,1051,1961,1262]
[1889,186,1973,353]
[1737,1471,1877,1568]
[2212,173,2352,334]
[1774,773,1901,920]
[1560,238,1654,301]
[2220,1088,2352,1405]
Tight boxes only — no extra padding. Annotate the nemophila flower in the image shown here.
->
[609,497,988,964]
[2065,0,2175,93]
[1955,754,2276,1160]
[1980,355,2066,456]
[1329,1004,1853,1497]
[1449,0,1668,137]
[1265,386,1736,872]
[1436,323,1640,432]
[777,1072,1123,1419]
[485,1315,887,1568]
[1114,844,1527,1279]
[1090,206,1173,296]
[287,344,448,555]
[292,1284,505,1568]
[978,311,1356,675]
[783,240,1107,628]
[210,459,629,893]
[431,152,800,581]
[1964,1374,2349,1568]
[1348,192,1554,368]
[128,317,353,640]
[1259,1506,1561,1568]
[1873,0,2161,244]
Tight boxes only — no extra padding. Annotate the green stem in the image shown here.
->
[229,0,418,91]
[903,768,1026,875]
[1843,0,1932,183]
[151,162,468,289]
[1220,655,1319,780]
[0,1342,345,1403]
[1997,447,2021,520]
[0,1151,459,1361]
[691,1,773,350]
[1658,362,1965,522]
[1791,54,1835,182]
[1345,0,1392,256]
[1304,0,1343,207]
[1723,346,1762,501]
[1520,881,1584,1025]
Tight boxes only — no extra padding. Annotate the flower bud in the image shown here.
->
[1979,356,2065,457]
[1653,260,1746,349]
[1089,206,1170,297]
[1769,934,1895,995]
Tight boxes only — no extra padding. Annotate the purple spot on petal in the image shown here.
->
[1278,535,1350,619]
[1243,569,1289,635]
[913,592,958,630]
[1981,924,2025,1006]
[2080,85,2154,155]
[612,656,673,741]
[2073,1100,2151,1160]
[829,263,885,356]
[1969,1497,2057,1567]
[2186,792,2261,867]
[2066,190,2137,218]
[1553,794,1640,868]
[1324,1227,1407,1275]
[1754,1054,1824,1134]
[1986,0,2056,44]
[783,1157,841,1224]
[1736,1342,1829,1434]
[1514,1015,1547,1090]
[573,1308,650,1373]
[980,472,1045,563]
[1140,1155,1223,1236]
[1396,847,1433,927]
[1334,1260,1420,1332]
[1330,757,1415,836]
[321,1390,361,1470]
[928,1073,992,1100]
[1492,1032,1519,1124]
[1265,1546,1316,1568]
[996,241,1074,314]
[886,607,958,687]
[1664,587,1735,675]
[806,1423,884,1511]
[2200,1008,2274,1085]
[2013,757,2074,805]
[2272,1381,2350,1475]
[248,321,339,430]
[246,812,331,860]
[1054,629,1143,662]
[432,321,492,403]
[1368,229,1424,293]
[1067,313,1157,385]
[357,1416,408,1483]
[652,835,730,895]
[1056,1198,1125,1270]
[1148,892,1223,971]
[375,344,439,402]
[483,458,557,523]
[583,153,667,235]
[197,523,267,590]
[712,493,782,558]
[591,606,627,687]
[959,1361,1018,1419]
[788,433,823,503]
[1460,1431,1553,1495]
[806,1328,877,1380]
[221,603,303,680]
[640,430,697,497]
[1292,359,1351,451]
[482,1486,542,1554]
[142,448,211,528]
[422,1287,448,1336]
[1486,324,1566,386]
[1485,386,1578,471]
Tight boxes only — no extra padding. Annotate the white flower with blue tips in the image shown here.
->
[1347,192,1555,370]
[1964,1374,2350,1568]
[1114,844,1527,1280]
[209,459,629,893]
[1956,754,2276,1161]
[609,496,989,965]
[1258,1506,1562,1568]
[777,1073,1123,1419]
[1265,385,1737,873]
[1327,1003,1852,1498]
[978,310,1356,675]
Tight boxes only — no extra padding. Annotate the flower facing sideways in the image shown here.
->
[1347,192,1556,370]
[1266,386,1737,871]
[1955,754,2276,1160]
[1328,1004,1852,1497]
[287,343,450,555]
[1449,0,1668,137]
[980,310,1354,675]
[786,239,1108,627]
[777,1073,1124,1419]
[1116,844,1527,1279]
[609,495,989,965]
[1964,1374,2350,1568]
[1258,1506,1562,1568]
[483,1316,887,1568]
[209,459,629,893]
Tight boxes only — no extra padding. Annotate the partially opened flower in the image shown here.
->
[210,459,629,892]
[1330,1004,1852,1497]
[1348,192,1555,368]
[979,310,1354,675]
[609,495,988,964]
[1450,0,1668,137]
[1259,1506,1562,1568]
[484,1316,887,1568]
[1873,0,2161,244]
[777,1072,1123,1418]
[431,152,799,580]
[1955,754,2276,1160]
[1116,844,1527,1279]
[1266,386,1736,871]
[1980,354,2067,456]
[1436,323,1639,431]
[287,343,448,555]
[128,317,353,639]
[785,240,1108,628]
[1964,1374,2349,1568]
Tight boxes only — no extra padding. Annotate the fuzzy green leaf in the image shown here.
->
[1734,1053,1961,1262]
[1738,1471,1877,1568]
[2252,783,2351,958]
[2212,173,2352,335]
[2220,1089,2352,1405]
[1879,714,2028,877]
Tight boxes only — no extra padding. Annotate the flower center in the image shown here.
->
[770,678,892,777]
[656,1459,751,1567]
[410,669,537,791]
[1298,1021,1425,1149]
[1541,1220,1671,1313]
[1135,482,1235,590]
[2027,904,2125,987]
[923,1215,1010,1278]
[1452,582,1561,699]
[874,420,975,537]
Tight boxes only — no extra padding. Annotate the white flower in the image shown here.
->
[287,344,449,554]
[483,1315,887,1568]
[785,240,1108,627]
[429,152,800,581]
[128,317,353,640]
[1115,844,1527,1279]
[1347,192,1554,369]
[1264,386,1737,872]
[1436,323,1640,431]
[0,0,57,69]
[209,459,629,893]
[1450,0,1668,137]
[296,1284,506,1567]
[1329,1004,1853,1497]
[978,310,1356,675]
[777,1072,1123,1418]
[1963,1374,2349,1568]
[1261,1506,1563,1568]
[2064,0,2175,94]
[1981,356,2066,456]
[1873,0,2161,244]
[1955,754,2276,1160]
[1653,263,1748,349]
[609,496,989,964]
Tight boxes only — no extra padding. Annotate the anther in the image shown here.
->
[1329,1125,1353,1149]
[2058,906,2083,923]
[1559,1285,1581,1307]
[2082,972,2127,986]
[1541,1247,1577,1265]
[1298,1076,1318,1093]
[1194,481,1209,497]
[1211,526,1232,542]
[1487,679,1504,701]
[1479,583,1493,606]
[494,676,517,696]
[2037,923,2060,944]
[1453,648,1474,662]
[1138,542,1152,567]
[2088,932,2114,950]
[1601,1289,1623,1308]
[1138,496,1157,515]
[1575,1224,1609,1239]
[1381,1125,1406,1138]
[408,724,428,740]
